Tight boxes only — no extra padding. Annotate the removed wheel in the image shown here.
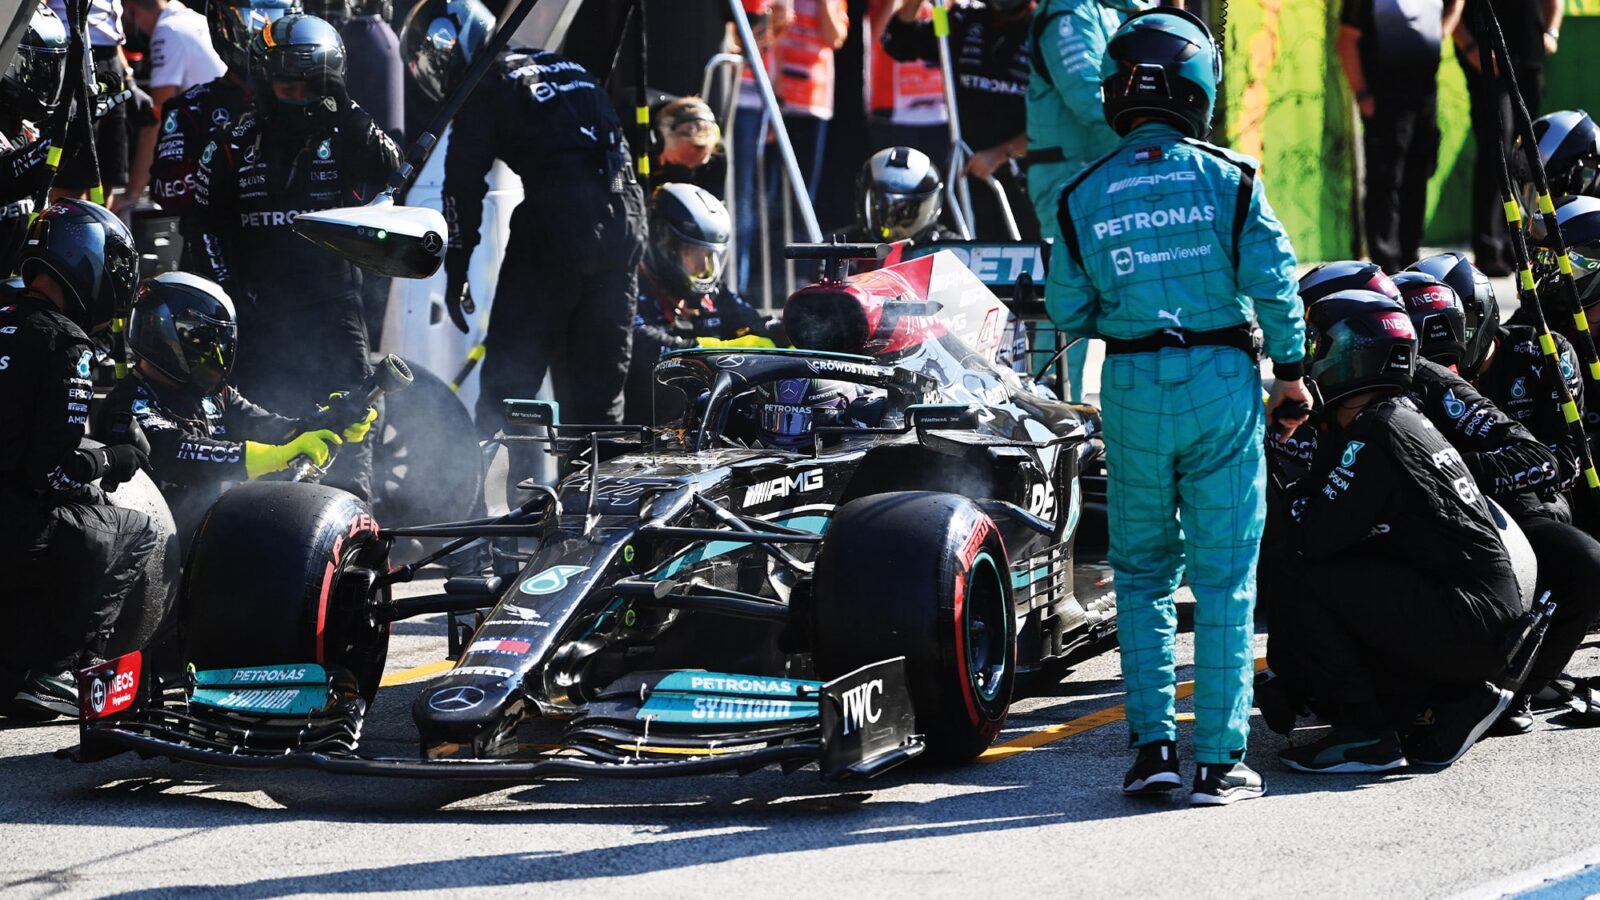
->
[184,482,390,699]
[86,438,180,657]
[812,491,1016,762]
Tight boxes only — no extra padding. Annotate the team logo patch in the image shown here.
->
[212,107,231,126]
[76,349,92,378]
[1133,146,1162,163]
[1561,352,1576,381]
[1511,376,1527,399]
[1340,441,1365,468]
[200,141,215,165]
[162,110,178,134]
[131,398,150,413]
[1442,389,1466,419]
[316,139,332,160]
[1111,247,1135,276]
[519,565,588,596]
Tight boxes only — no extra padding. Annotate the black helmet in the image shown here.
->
[1,4,69,123]
[18,200,138,332]
[857,146,941,241]
[1305,290,1417,406]
[1298,260,1400,307]
[1514,110,1600,215]
[1100,8,1219,138]
[646,183,730,300]
[251,14,347,111]
[1531,194,1600,314]
[1393,272,1467,367]
[128,273,239,395]
[754,378,855,450]
[401,0,493,103]
[208,0,297,76]
[1408,252,1498,376]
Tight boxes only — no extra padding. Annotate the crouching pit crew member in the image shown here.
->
[1264,291,1521,773]
[1046,9,1309,806]
[98,272,376,544]
[625,183,775,425]
[0,200,158,720]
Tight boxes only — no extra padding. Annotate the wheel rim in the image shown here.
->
[965,551,1008,704]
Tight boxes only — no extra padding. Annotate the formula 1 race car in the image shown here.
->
[72,244,1116,781]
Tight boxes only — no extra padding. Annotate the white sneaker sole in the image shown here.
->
[1123,771,1183,794]
[1189,784,1265,806]
[1411,688,1515,767]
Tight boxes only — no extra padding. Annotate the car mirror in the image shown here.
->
[504,399,561,428]
[292,196,447,279]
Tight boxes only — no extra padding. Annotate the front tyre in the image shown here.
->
[812,492,1016,762]
[183,482,390,700]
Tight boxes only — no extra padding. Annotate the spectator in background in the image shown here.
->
[117,0,227,212]
[1453,0,1562,276]
[772,0,848,206]
[884,0,1037,241]
[1338,0,1462,273]
[652,96,727,199]
[864,0,947,173]
[47,0,140,201]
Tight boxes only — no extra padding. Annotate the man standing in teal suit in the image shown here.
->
[1047,8,1311,806]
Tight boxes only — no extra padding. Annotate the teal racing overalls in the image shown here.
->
[1047,122,1305,764]
[1026,0,1147,401]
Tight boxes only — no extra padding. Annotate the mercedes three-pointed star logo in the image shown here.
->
[428,685,485,712]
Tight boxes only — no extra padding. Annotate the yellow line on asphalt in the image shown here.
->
[379,659,454,687]
[979,657,1268,765]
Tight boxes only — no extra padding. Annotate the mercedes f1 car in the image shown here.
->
[72,244,1116,781]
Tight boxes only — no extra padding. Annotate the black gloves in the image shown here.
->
[443,249,474,334]
[99,443,149,492]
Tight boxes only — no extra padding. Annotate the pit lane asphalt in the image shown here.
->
[5,575,1600,900]
[3,271,1587,899]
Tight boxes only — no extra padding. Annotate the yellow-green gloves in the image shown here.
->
[244,430,343,480]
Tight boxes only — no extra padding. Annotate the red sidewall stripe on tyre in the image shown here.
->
[951,567,981,727]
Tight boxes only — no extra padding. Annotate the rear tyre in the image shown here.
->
[812,491,1016,762]
[183,482,390,700]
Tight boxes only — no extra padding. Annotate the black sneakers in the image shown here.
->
[1190,762,1264,806]
[1406,681,1514,767]
[1279,725,1408,774]
[9,671,78,721]
[1486,694,1534,737]
[1123,740,1182,795]
[1253,669,1302,736]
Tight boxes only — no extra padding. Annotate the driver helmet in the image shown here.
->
[1305,290,1417,407]
[646,183,731,301]
[1,3,69,124]
[755,378,855,449]
[209,0,298,75]
[1514,110,1600,221]
[1100,7,1219,139]
[857,146,942,242]
[19,199,138,333]
[128,272,239,395]
[1408,252,1498,376]
[400,0,494,103]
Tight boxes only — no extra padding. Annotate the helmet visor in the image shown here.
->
[677,242,726,295]
[866,191,939,241]
[7,43,67,116]
[176,312,237,391]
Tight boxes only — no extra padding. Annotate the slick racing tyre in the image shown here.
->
[812,491,1017,762]
[88,438,180,656]
[184,482,391,700]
